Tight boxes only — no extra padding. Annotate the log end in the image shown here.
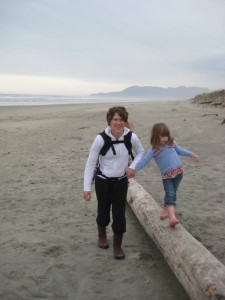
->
[206,283,225,299]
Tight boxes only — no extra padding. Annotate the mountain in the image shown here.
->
[90,85,212,100]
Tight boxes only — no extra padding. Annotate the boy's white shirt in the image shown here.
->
[83,126,144,191]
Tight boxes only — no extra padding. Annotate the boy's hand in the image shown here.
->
[83,191,91,201]
[126,167,135,179]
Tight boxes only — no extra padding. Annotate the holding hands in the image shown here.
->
[126,167,136,179]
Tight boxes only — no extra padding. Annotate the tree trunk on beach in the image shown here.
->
[127,179,225,300]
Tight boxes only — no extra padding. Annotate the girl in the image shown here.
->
[135,123,199,228]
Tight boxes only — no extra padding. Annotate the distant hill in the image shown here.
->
[90,85,212,100]
[192,89,225,108]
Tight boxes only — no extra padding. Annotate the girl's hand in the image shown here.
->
[192,154,199,162]
[83,191,91,201]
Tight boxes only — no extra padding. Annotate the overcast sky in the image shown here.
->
[0,0,224,96]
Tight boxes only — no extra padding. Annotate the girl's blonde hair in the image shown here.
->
[150,123,174,148]
[126,121,134,132]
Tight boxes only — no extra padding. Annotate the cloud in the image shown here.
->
[0,0,225,95]
[0,74,124,96]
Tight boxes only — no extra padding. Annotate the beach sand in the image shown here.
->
[0,101,224,300]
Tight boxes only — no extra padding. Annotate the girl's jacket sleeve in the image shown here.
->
[135,148,154,172]
[174,141,193,157]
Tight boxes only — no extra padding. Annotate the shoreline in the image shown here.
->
[0,95,195,107]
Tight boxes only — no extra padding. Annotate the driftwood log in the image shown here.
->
[202,113,219,117]
[127,179,225,300]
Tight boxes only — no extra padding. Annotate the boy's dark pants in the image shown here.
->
[95,176,128,233]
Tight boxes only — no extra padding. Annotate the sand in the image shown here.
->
[0,101,225,300]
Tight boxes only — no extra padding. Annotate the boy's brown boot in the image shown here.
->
[97,225,109,249]
[113,233,125,259]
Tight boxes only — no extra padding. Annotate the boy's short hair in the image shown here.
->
[106,106,129,125]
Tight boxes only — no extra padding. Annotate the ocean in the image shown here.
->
[0,94,106,106]
[0,93,180,106]
[0,94,151,106]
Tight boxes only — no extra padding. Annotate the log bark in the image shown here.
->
[127,179,225,300]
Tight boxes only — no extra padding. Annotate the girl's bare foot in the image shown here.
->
[160,207,169,220]
[170,218,180,228]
